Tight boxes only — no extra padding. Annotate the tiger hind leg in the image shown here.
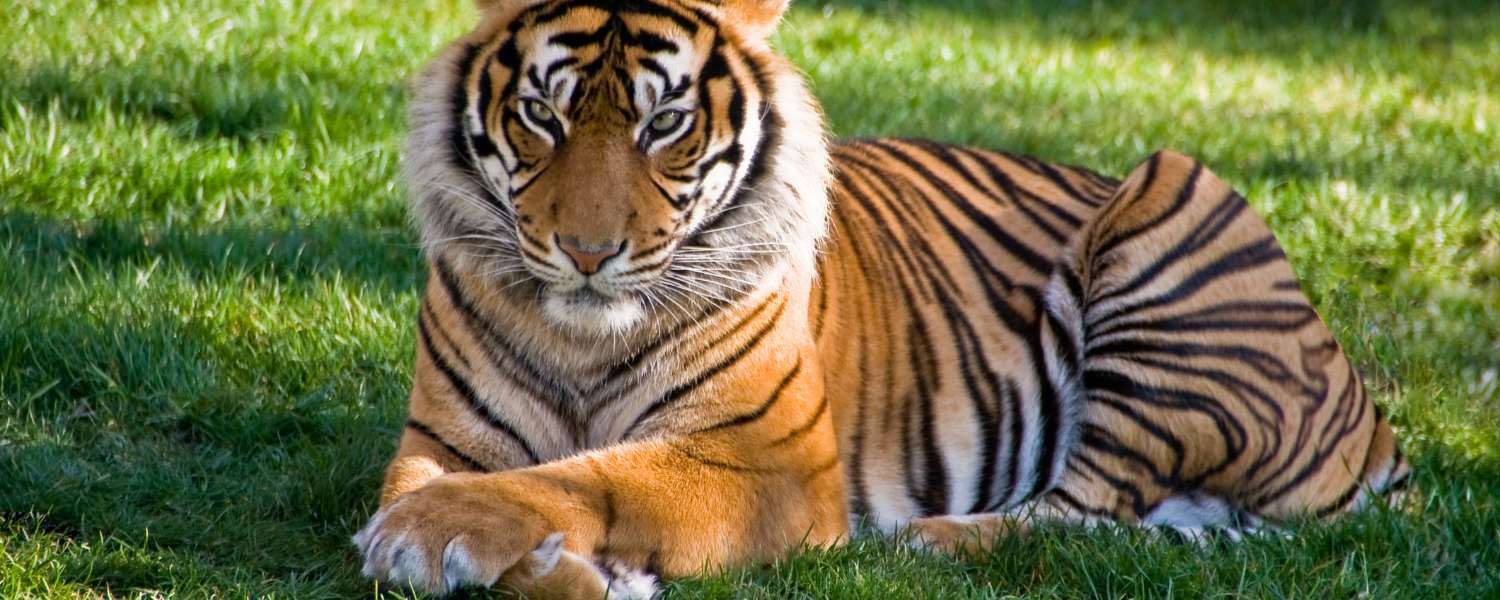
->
[902,494,1106,554]
[912,150,1410,555]
[1047,150,1409,527]
[904,489,1268,555]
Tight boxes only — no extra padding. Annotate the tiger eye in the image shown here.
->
[524,99,554,123]
[649,110,685,134]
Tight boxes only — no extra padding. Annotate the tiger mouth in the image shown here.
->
[556,286,626,307]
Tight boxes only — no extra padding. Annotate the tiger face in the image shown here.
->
[409,0,831,336]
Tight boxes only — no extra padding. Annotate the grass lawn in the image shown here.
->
[3,0,1498,597]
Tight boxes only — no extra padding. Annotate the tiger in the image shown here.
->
[351,0,1411,597]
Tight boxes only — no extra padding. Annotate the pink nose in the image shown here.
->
[557,235,625,275]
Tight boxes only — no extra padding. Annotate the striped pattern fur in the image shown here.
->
[352,0,1409,596]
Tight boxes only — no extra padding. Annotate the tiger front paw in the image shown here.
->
[352,473,554,595]
[506,537,660,600]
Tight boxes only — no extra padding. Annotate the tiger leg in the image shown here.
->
[1048,150,1409,528]
[355,436,845,597]
[356,329,846,597]
[364,294,660,597]
[904,485,1260,554]
[904,495,1107,554]
[379,388,487,506]
[903,451,1197,554]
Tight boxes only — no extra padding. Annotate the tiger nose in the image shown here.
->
[556,235,625,275]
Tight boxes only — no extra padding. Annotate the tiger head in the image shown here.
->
[408,0,830,335]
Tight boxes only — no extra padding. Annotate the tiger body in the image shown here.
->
[353,0,1408,597]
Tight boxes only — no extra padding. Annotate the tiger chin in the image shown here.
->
[352,0,1410,597]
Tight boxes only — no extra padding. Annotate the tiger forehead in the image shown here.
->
[499,5,715,117]
[512,4,713,73]
[510,0,714,39]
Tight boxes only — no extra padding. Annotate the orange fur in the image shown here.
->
[353,1,1408,597]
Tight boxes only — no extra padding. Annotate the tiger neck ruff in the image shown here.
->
[354,0,1409,597]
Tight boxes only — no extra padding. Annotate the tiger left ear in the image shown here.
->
[717,0,791,42]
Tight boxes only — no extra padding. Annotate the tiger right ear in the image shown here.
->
[716,0,792,43]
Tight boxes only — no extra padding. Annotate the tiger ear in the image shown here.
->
[716,0,791,42]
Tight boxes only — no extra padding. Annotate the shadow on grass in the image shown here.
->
[0,210,424,296]
[0,264,405,593]
[0,209,420,586]
[0,52,405,143]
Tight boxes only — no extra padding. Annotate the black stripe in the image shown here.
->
[447,43,484,177]
[769,392,829,447]
[908,317,950,516]
[1079,424,1178,490]
[1083,370,1207,480]
[1092,299,1317,340]
[1031,158,1113,207]
[1092,156,1197,259]
[1049,487,1111,517]
[1314,478,1364,517]
[418,316,541,464]
[1091,343,1290,427]
[472,58,500,158]
[976,149,1089,229]
[1089,190,1247,307]
[1070,451,1150,517]
[836,168,955,515]
[867,140,1053,273]
[811,270,831,339]
[421,302,471,371]
[1250,373,1368,508]
[624,297,787,437]
[835,154,964,302]
[549,30,608,49]
[1087,235,1287,331]
[993,380,1025,509]
[840,146,1054,510]
[673,441,773,474]
[406,419,488,472]
[628,29,680,53]
[915,141,1072,243]
[834,220,878,518]
[432,257,580,430]
[696,359,803,433]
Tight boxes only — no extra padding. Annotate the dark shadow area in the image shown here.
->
[0,28,437,591]
[0,261,408,594]
[0,51,405,143]
[0,211,425,296]
[0,60,286,142]
[1,435,392,593]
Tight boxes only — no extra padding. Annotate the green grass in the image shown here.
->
[2,0,1497,597]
